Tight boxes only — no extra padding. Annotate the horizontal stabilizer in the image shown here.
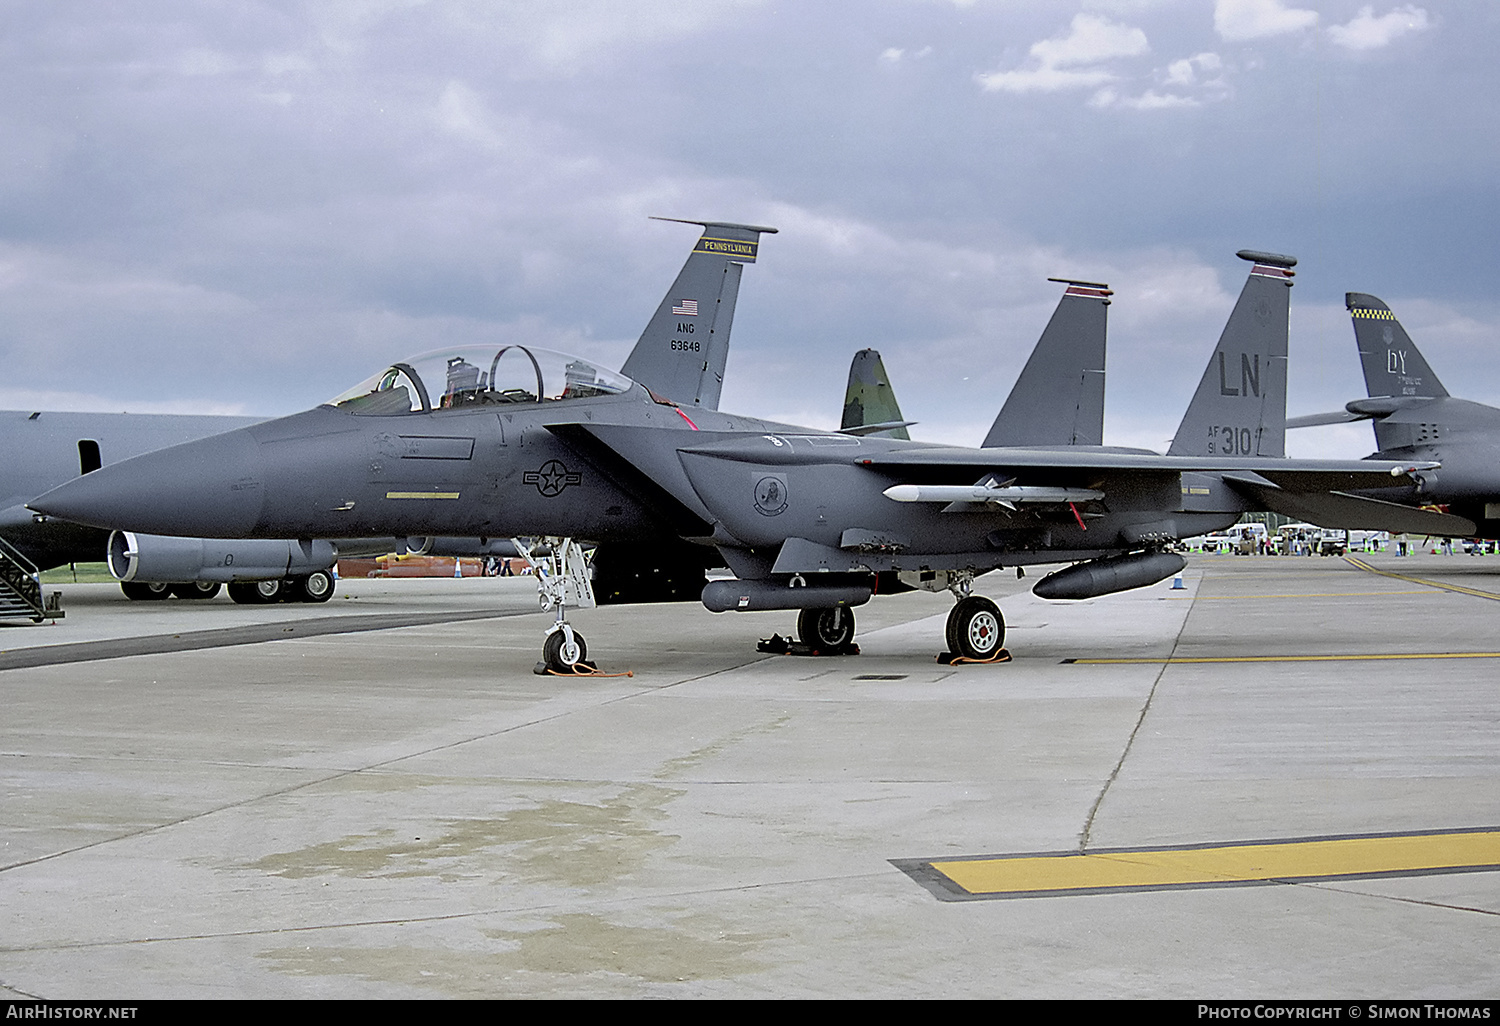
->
[841,420,917,437]
[1286,409,1371,429]
[1223,475,1475,536]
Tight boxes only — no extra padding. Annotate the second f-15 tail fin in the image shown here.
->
[1168,251,1295,458]
[620,218,777,410]
[983,279,1111,448]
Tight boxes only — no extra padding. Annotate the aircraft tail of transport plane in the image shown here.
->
[29,244,1461,670]
[619,217,778,411]
[983,279,1110,448]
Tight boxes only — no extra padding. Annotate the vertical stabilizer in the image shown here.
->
[1168,251,1294,457]
[620,218,777,410]
[1346,293,1448,400]
[839,349,912,439]
[983,280,1111,447]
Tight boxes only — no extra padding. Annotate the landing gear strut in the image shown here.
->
[514,536,596,674]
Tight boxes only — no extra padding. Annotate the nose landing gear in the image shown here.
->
[515,537,600,674]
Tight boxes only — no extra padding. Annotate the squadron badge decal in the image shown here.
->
[753,474,789,516]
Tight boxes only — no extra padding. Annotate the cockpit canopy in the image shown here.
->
[327,345,635,415]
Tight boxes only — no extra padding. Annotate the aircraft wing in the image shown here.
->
[851,445,1433,493]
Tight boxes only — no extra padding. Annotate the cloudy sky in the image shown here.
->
[1,0,1490,458]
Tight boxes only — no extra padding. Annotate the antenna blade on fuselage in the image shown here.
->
[620,218,777,410]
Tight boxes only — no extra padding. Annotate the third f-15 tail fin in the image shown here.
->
[983,279,1110,448]
[1347,293,1449,401]
[1168,250,1295,457]
[840,349,913,439]
[620,217,777,410]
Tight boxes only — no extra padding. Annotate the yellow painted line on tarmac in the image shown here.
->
[1345,556,1500,601]
[1065,651,1500,664]
[894,828,1500,901]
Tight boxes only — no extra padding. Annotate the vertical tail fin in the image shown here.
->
[1167,251,1295,457]
[620,217,777,410]
[983,279,1110,447]
[1346,293,1448,400]
[839,349,912,439]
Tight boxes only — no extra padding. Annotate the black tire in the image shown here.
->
[293,571,336,603]
[543,629,588,672]
[797,606,855,649]
[945,596,1005,659]
[121,581,171,601]
[170,581,222,600]
[228,579,285,604]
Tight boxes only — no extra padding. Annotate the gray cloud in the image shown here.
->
[0,0,1495,461]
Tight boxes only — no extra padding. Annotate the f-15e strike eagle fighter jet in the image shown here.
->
[32,238,1459,671]
[1288,293,1500,538]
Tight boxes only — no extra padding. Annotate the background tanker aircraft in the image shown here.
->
[0,218,772,615]
[1288,293,1500,537]
[33,242,1461,670]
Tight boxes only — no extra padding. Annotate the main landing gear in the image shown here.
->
[938,571,1006,663]
[225,570,337,605]
[798,606,856,649]
[944,595,1005,660]
[767,570,1008,661]
[758,604,862,656]
[513,536,597,674]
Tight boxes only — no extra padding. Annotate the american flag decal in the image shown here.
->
[672,299,699,316]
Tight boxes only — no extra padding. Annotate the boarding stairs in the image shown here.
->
[0,535,63,622]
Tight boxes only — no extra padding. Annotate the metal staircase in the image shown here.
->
[0,536,63,622]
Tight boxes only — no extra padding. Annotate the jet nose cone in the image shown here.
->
[31,428,265,537]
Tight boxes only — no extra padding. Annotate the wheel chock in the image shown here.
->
[936,648,1012,666]
[757,634,860,657]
